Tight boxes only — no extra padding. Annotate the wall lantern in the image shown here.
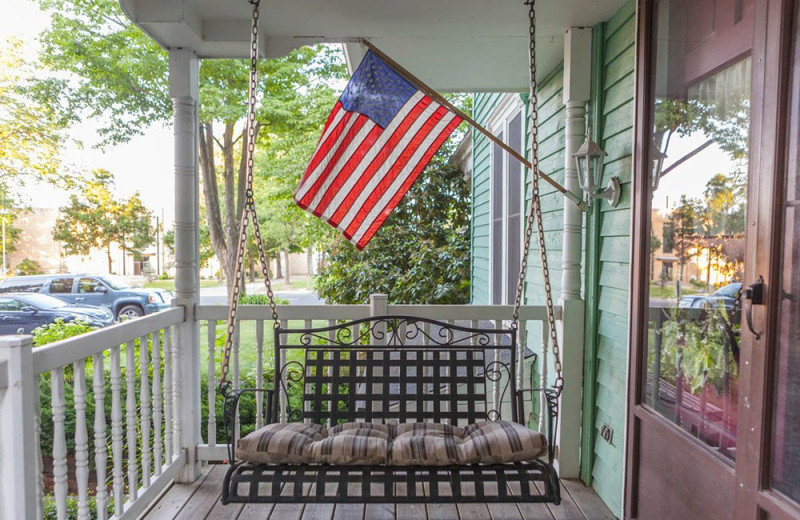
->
[573,130,620,207]
[651,143,668,192]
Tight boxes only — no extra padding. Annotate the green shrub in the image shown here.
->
[239,294,289,306]
[43,495,113,520]
[16,258,44,275]
[32,319,97,347]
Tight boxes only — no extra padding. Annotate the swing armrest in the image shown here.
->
[516,387,560,466]
[223,387,276,464]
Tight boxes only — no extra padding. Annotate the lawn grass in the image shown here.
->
[199,318,330,380]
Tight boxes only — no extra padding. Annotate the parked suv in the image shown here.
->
[0,274,173,319]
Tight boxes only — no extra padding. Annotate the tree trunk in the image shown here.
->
[284,247,291,285]
[107,244,112,274]
[248,252,255,282]
[275,254,283,279]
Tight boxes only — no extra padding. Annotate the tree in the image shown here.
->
[53,169,155,272]
[32,0,346,297]
[315,145,471,305]
[664,195,700,282]
[0,36,67,205]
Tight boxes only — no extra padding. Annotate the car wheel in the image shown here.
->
[117,305,144,320]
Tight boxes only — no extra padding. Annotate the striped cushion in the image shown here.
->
[310,424,389,464]
[460,421,547,463]
[389,424,463,466]
[237,422,324,464]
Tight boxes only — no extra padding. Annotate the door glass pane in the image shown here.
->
[642,0,753,461]
[770,4,800,501]
[507,113,522,303]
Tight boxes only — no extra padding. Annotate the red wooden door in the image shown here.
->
[626,0,800,518]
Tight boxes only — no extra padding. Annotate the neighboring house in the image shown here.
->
[7,208,173,277]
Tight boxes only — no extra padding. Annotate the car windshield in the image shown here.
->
[714,283,742,298]
[99,276,131,290]
[18,293,69,310]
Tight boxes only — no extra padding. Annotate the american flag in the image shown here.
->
[294,50,463,250]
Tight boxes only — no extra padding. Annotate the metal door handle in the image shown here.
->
[75,297,85,302]
[743,275,765,340]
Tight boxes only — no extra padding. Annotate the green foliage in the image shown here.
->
[0,36,68,207]
[43,495,113,520]
[16,257,44,275]
[239,294,290,306]
[163,224,215,268]
[660,308,738,394]
[32,318,98,347]
[52,169,155,271]
[315,147,471,304]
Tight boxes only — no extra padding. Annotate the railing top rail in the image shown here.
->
[195,303,561,322]
[32,306,185,376]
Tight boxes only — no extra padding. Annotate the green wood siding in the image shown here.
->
[583,1,635,516]
[470,92,502,304]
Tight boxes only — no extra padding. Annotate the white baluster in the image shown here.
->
[51,367,68,520]
[163,327,174,462]
[34,376,44,518]
[110,346,124,516]
[279,319,288,422]
[152,331,163,476]
[140,335,151,488]
[255,319,264,429]
[494,319,502,420]
[93,353,108,520]
[74,359,90,520]
[518,321,528,424]
[207,320,216,447]
[171,325,182,459]
[234,322,240,440]
[126,340,139,501]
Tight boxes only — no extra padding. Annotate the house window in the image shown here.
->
[489,99,525,305]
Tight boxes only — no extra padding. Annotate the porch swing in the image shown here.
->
[218,0,566,505]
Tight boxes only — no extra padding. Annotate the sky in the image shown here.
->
[1,0,175,224]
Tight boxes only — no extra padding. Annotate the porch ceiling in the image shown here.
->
[119,0,626,91]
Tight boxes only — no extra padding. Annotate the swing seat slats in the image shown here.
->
[221,316,561,505]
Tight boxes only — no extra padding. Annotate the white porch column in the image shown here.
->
[0,336,38,519]
[557,27,592,478]
[169,48,202,482]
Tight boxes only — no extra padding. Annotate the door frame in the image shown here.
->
[625,0,798,518]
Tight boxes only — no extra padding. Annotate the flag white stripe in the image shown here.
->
[294,108,359,202]
[306,119,378,210]
[349,112,458,244]
[332,99,442,227]
[315,91,427,221]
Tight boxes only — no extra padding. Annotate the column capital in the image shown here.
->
[169,49,199,100]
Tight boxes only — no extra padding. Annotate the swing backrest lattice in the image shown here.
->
[274,316,519,427]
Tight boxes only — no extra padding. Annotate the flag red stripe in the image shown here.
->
[297,114,369,208]
[302,103,351,181]
[342,105,450,238]
[354,114,463,249]
[328,97,435,226]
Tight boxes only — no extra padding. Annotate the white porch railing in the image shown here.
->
[0,297,575,520]
[0,308,184,520]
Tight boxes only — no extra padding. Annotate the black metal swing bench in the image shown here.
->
[220,315,561,505]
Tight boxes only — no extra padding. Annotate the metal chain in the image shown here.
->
[219,0,279,392]
[512,0,563,393]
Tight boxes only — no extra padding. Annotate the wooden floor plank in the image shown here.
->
[171,466,227,520]
[236,503,278,520]
[535,481,585,520]
[561,480,616,520]
[425,471,458,520]
[394,475,427,520]
[507,481,555,520]
[456,480,491,520]
[332,481,364,520]
[143,465,617,520]
[141,467,213,520]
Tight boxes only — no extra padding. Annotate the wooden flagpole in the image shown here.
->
[360,39,585,209]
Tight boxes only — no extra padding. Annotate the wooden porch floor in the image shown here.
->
[142,465,617,520]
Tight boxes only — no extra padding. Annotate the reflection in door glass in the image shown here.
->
[642,2,751,462]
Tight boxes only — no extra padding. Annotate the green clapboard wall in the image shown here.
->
[469,0,635,516]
